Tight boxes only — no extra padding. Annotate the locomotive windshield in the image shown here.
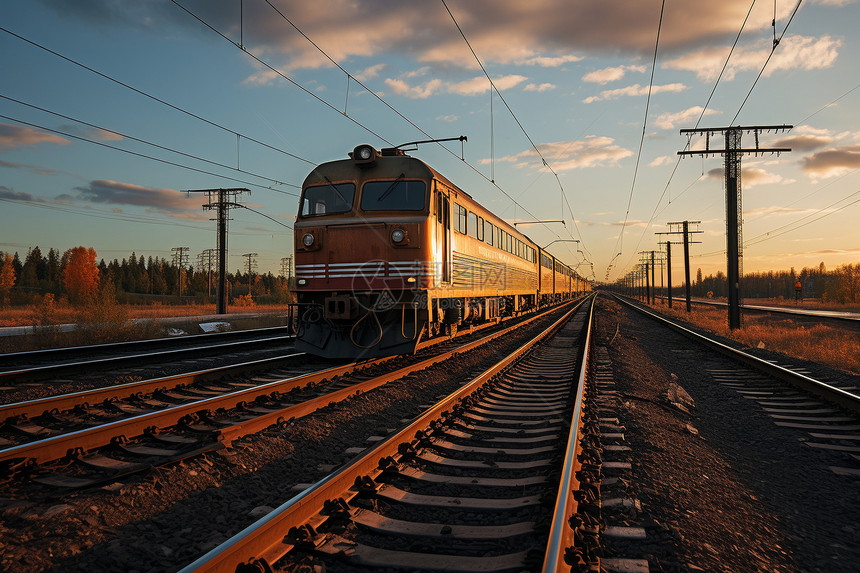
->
[360,179,426,211]
[301,182,355,216]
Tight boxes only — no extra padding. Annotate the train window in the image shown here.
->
[301,182,355,216]
[454,203,467,234]
[467,212,478,238]
[477,217,484,241]
[485,220,494,245]
[360,180,426,211]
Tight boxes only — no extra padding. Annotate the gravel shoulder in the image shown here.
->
[595,296,859,573]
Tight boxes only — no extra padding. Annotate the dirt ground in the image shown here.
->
[594,296,859,573]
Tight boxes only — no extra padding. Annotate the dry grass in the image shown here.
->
[0,302,287,327]
[0,299,290,353]
[646,301,860,375]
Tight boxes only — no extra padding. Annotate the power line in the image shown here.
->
[0,196,211,230]
[609,0,666,272]
[611,0,760,280]
[170,0,393,146]
[731,0,803,124]
[0,114,294,194]
[0,25,316,167]
[1,94,300,194]
[744,188,860,247]
[440,0,590,256]
[172,0,575,261]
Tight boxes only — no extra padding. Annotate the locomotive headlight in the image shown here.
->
[391,229,406,244]
[353,144,376,164]
[302,233,315,247]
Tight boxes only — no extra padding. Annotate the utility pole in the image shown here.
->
[197,249,216,298]
[280,255,293,280]
[185,188,249,314]
[243,253,258,298]
[171,246,189,298]
[663,221,702,312]
[656,238,676,308]
[679,125,791,328]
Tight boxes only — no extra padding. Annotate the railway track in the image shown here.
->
[651,296,860,331]
[179,296,602,573]
[0,303,578,493]
[613,294,860,477]
[0,326,294,385]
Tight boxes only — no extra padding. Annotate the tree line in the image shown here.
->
[689,262,860,304]
[0,246,293,307]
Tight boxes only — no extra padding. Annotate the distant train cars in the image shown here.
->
[293,144,589,358]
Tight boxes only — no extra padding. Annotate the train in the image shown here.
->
[293,143,590,359]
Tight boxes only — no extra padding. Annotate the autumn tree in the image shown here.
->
[62,246,100,305]
[0,252,16,306]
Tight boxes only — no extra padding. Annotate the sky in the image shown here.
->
[1,0,859,284]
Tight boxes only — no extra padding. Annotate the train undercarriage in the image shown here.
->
[294,290,542,359]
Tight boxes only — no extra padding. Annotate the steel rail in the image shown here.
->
[0,352,308,422]
[178,299,588,573]
[543,295,595,572]
[0,334,294,383]
[0,359,366,466]
[612,293,860,413]
[1,303,572,467]
[652,295,860,325]
[0,326,291,366]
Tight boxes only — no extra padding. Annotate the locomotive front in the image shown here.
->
[293,145,434,358]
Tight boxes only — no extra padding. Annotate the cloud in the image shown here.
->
[0,123,71,150]
[583,83,687,104]
[384,77,444,99]
[449,74,528,96]
[58,124,124,142]
[436,114,459,123]
[518,54,584,67]
[488,136,633,171]
[649,156,674,167]
[582,64,646,84]
[46,1,825,71]
[353,63,386,82]
[583,219,649,228]
[524,83,557,92]
[744,168,794,187]
[664,35,842,82]
[385,74,527,99]
[0,185,37,202]
[654,106,719,130]
[72,180,201,212]
[802,144,860,177]
[744,205,815,217]
[772,134,834,152]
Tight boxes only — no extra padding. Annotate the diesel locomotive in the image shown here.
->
[293,144,589,358]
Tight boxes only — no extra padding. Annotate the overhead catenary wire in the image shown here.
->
[0,94,300,194]
[611,0,759,280]
[609,0,666,272]
[440,0,591,258]
[175,0,586,266]
[0,114,296,195]
[0,25,316,168]
[731,0,803,124]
